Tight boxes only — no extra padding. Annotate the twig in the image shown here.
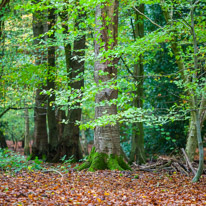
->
[42,169,64,182]
[181,148,196,175]
[133,6,163,30]
[120,56,138,81]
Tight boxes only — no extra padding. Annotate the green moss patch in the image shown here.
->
[76,147,131,172]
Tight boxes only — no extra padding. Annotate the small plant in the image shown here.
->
[0,148,43,173]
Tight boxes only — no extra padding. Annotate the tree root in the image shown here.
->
[76,147,131,172]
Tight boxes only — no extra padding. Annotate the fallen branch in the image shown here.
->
[181,148,196,175]
[42,169,64,182]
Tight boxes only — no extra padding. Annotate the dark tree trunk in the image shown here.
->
[0,135,7,148]
[31,0,48,159]
[24,106,30,155]
[130,4,146,164]
[0,1,10,149]
[33,89,48,157]
[61,31,85,161]
[47,7,58,160]
[52,9,85,162]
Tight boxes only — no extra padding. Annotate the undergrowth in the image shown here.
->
[0,148,43,173]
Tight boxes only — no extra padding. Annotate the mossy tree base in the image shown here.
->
[76,147,131,172]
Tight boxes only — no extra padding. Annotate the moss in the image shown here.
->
[117,156,132,170]
[88,152,107,172]
[76,161,91,171]
[107,154,124,170]
[76,147,132,172]
[88,147,96,162]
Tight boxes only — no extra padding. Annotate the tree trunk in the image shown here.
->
[190,4,204,182]
[94,1,120,156]
[31,0,48,158]
[160,1,205,163]
[47,6,58,159]
[52,9,85,162]
[24,106,30,155]
[0,136,7,148]
[56,109,66,141]
[33,89,48,157]
[81,129,88,156]
[130,4,145,164]
[77,0,130,171]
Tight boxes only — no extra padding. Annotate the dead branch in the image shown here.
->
[181,148,196,175]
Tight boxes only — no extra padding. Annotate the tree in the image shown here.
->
[24,105,30,155]
[77,0,130,171]
[160,0,205,181]
[47,5,58,159]
[31,0,48,158]
[129,4,145,164]
[52,4,85,162]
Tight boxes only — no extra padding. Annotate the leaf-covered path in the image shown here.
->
[0,169,206,205]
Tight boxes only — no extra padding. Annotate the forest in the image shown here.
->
[0,0,206,204]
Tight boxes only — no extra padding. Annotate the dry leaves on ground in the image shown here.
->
[0,165,206,206]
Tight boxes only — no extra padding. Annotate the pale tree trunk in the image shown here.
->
[186,98,206,161]
[130,4,146,164]
[47,6,58,160]
[94,1,120,156]
[161,0,205,163]
[190,4,204,182]
[161,0,205,181]
[77,0,131,171]
[32,0,48,158]
[24,106,30,155]
[81,129,88,156]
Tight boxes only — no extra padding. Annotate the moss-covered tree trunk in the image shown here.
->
[77,0,130,171]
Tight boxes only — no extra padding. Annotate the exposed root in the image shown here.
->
[76,147,131,172]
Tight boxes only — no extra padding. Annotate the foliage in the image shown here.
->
[0,148,43,173]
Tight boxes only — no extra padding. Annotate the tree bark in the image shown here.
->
[24,106,30,155]
[94,1,120,156]
[161,0,205,163]
[130,4,146,164]
[31,0,48,158]
[47,6,58,159]
[33,89,48,157]
[76,0,131,172]
[190,4,204,182]
[52,8,85,162]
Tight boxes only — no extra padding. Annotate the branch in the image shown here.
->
[120,57,138,81]
[0,106,33,118]
[181,148,196,175]
[42,169,64,182]
[130,18,136,40]
[0,0,10,11]
[133,6,163,30]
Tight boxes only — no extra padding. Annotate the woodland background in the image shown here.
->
[0,0,205,181]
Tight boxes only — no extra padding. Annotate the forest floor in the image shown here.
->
[0,164,206,206]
